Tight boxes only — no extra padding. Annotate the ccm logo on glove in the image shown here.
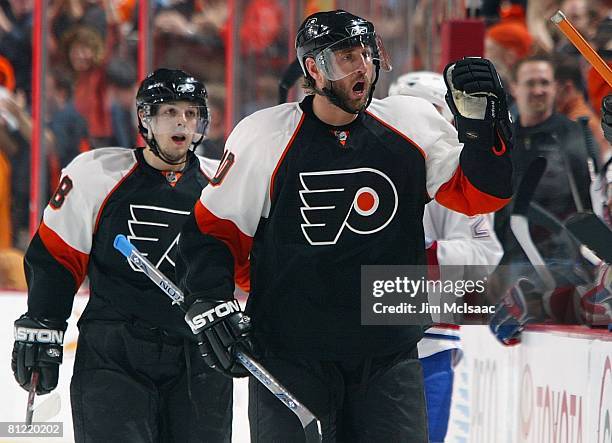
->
[187,299,241,332]
[14,327,64,344]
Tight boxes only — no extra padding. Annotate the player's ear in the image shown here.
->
[305,58,324,87]
[138,109,153,140]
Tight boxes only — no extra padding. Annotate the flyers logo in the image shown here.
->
[127,205,191,273]
[299,168,398,245]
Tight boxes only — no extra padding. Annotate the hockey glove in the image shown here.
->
[12,314,66,394]
[185,299,255,378]
[489,278,534,345]
[576,263,612,327]
[444,57,512,150]
[601,95,612,145]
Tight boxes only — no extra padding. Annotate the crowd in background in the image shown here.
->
[0,0,611,293]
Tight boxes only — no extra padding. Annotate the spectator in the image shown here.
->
[485,20,533,92]
[512,55,592,213]
[196,88,224,159]
[47,67,90,169]
[497,54,592,259]
[559,0,592,42]
[0,247,25,290]
[0,87,56,249]
[0,0,32,100]
[239,0,284,56]
[0,56,15,248]
[106,57,137,147]
[554,58,607,161]
[481,0,527,25]
[51,0,121,43]
[59,24,113,146]
[587,17,612,121]
[155,0,226,46]
[0,119,13,249]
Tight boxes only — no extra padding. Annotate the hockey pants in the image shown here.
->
[248,347,428,442]
[70,320,233,443]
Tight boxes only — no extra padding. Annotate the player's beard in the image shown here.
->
[328,74,373,114]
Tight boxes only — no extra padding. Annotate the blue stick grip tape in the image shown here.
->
[113,234,134,258]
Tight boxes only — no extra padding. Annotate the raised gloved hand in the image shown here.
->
[601,95,612,144]
[489,278,534,345]
[444,57,512,149]
[185,298,255,377]
[12,314,66,394]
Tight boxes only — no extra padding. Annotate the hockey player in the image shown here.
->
[176,10,513,442]
[11,69,233,442]
[389,71,504,442]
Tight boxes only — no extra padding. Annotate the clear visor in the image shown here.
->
[145,104,209,141]
[314,33,392,81]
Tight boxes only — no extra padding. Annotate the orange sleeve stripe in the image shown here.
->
[270,112,305,200]
[194,200,252,292]
[435,167,511,216]
[365,110,427,159]
[38,222,89,290]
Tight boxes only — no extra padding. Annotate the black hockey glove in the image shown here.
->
[185,299,255,378]
[444,57,512,150]
[601,95,612,144]
[12,314,66,395]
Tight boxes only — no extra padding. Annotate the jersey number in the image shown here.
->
[50,176,73,209]
[210,151,235,186]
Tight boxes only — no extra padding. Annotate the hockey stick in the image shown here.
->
[278,59,303,104]
[565,212,612,264]
[113,234,322,443]
[529,202,601,265]
[33,393,61,422]
[25,370,39,425]
[24,376,61,425]
[510,157,557,315]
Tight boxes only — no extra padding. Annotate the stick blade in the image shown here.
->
[32,393,61,422]
[303,419,323,443]
[513,157,547,216]
[565,212,612,263]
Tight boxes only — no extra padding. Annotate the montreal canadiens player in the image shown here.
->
[176,10,514,442]
[11,69,232,442]
[389,71,504,442]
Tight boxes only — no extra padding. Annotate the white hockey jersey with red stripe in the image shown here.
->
[419,201,503,358]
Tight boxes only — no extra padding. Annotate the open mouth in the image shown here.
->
[352,81,365,94]
[171,135,186,143]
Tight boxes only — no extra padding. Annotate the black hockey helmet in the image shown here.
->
[136,68,209,164]
[136,68,208,117]
[294,10,391,113]
[295,10,390,79]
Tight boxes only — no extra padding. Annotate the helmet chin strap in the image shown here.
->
[140,117,204,167]
[316,63,380,115]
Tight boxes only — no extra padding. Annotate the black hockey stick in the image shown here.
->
[113,235,322,443]
[25,370,38,425]
[510,157,557,307]
[278,58,302,104]
[528,202,602,265]
[24,372,61,425]
[577,116,600,173]
[565,212,612,264]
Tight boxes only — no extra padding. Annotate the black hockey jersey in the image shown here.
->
[177,95,512,359]
[25,148,216,338]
